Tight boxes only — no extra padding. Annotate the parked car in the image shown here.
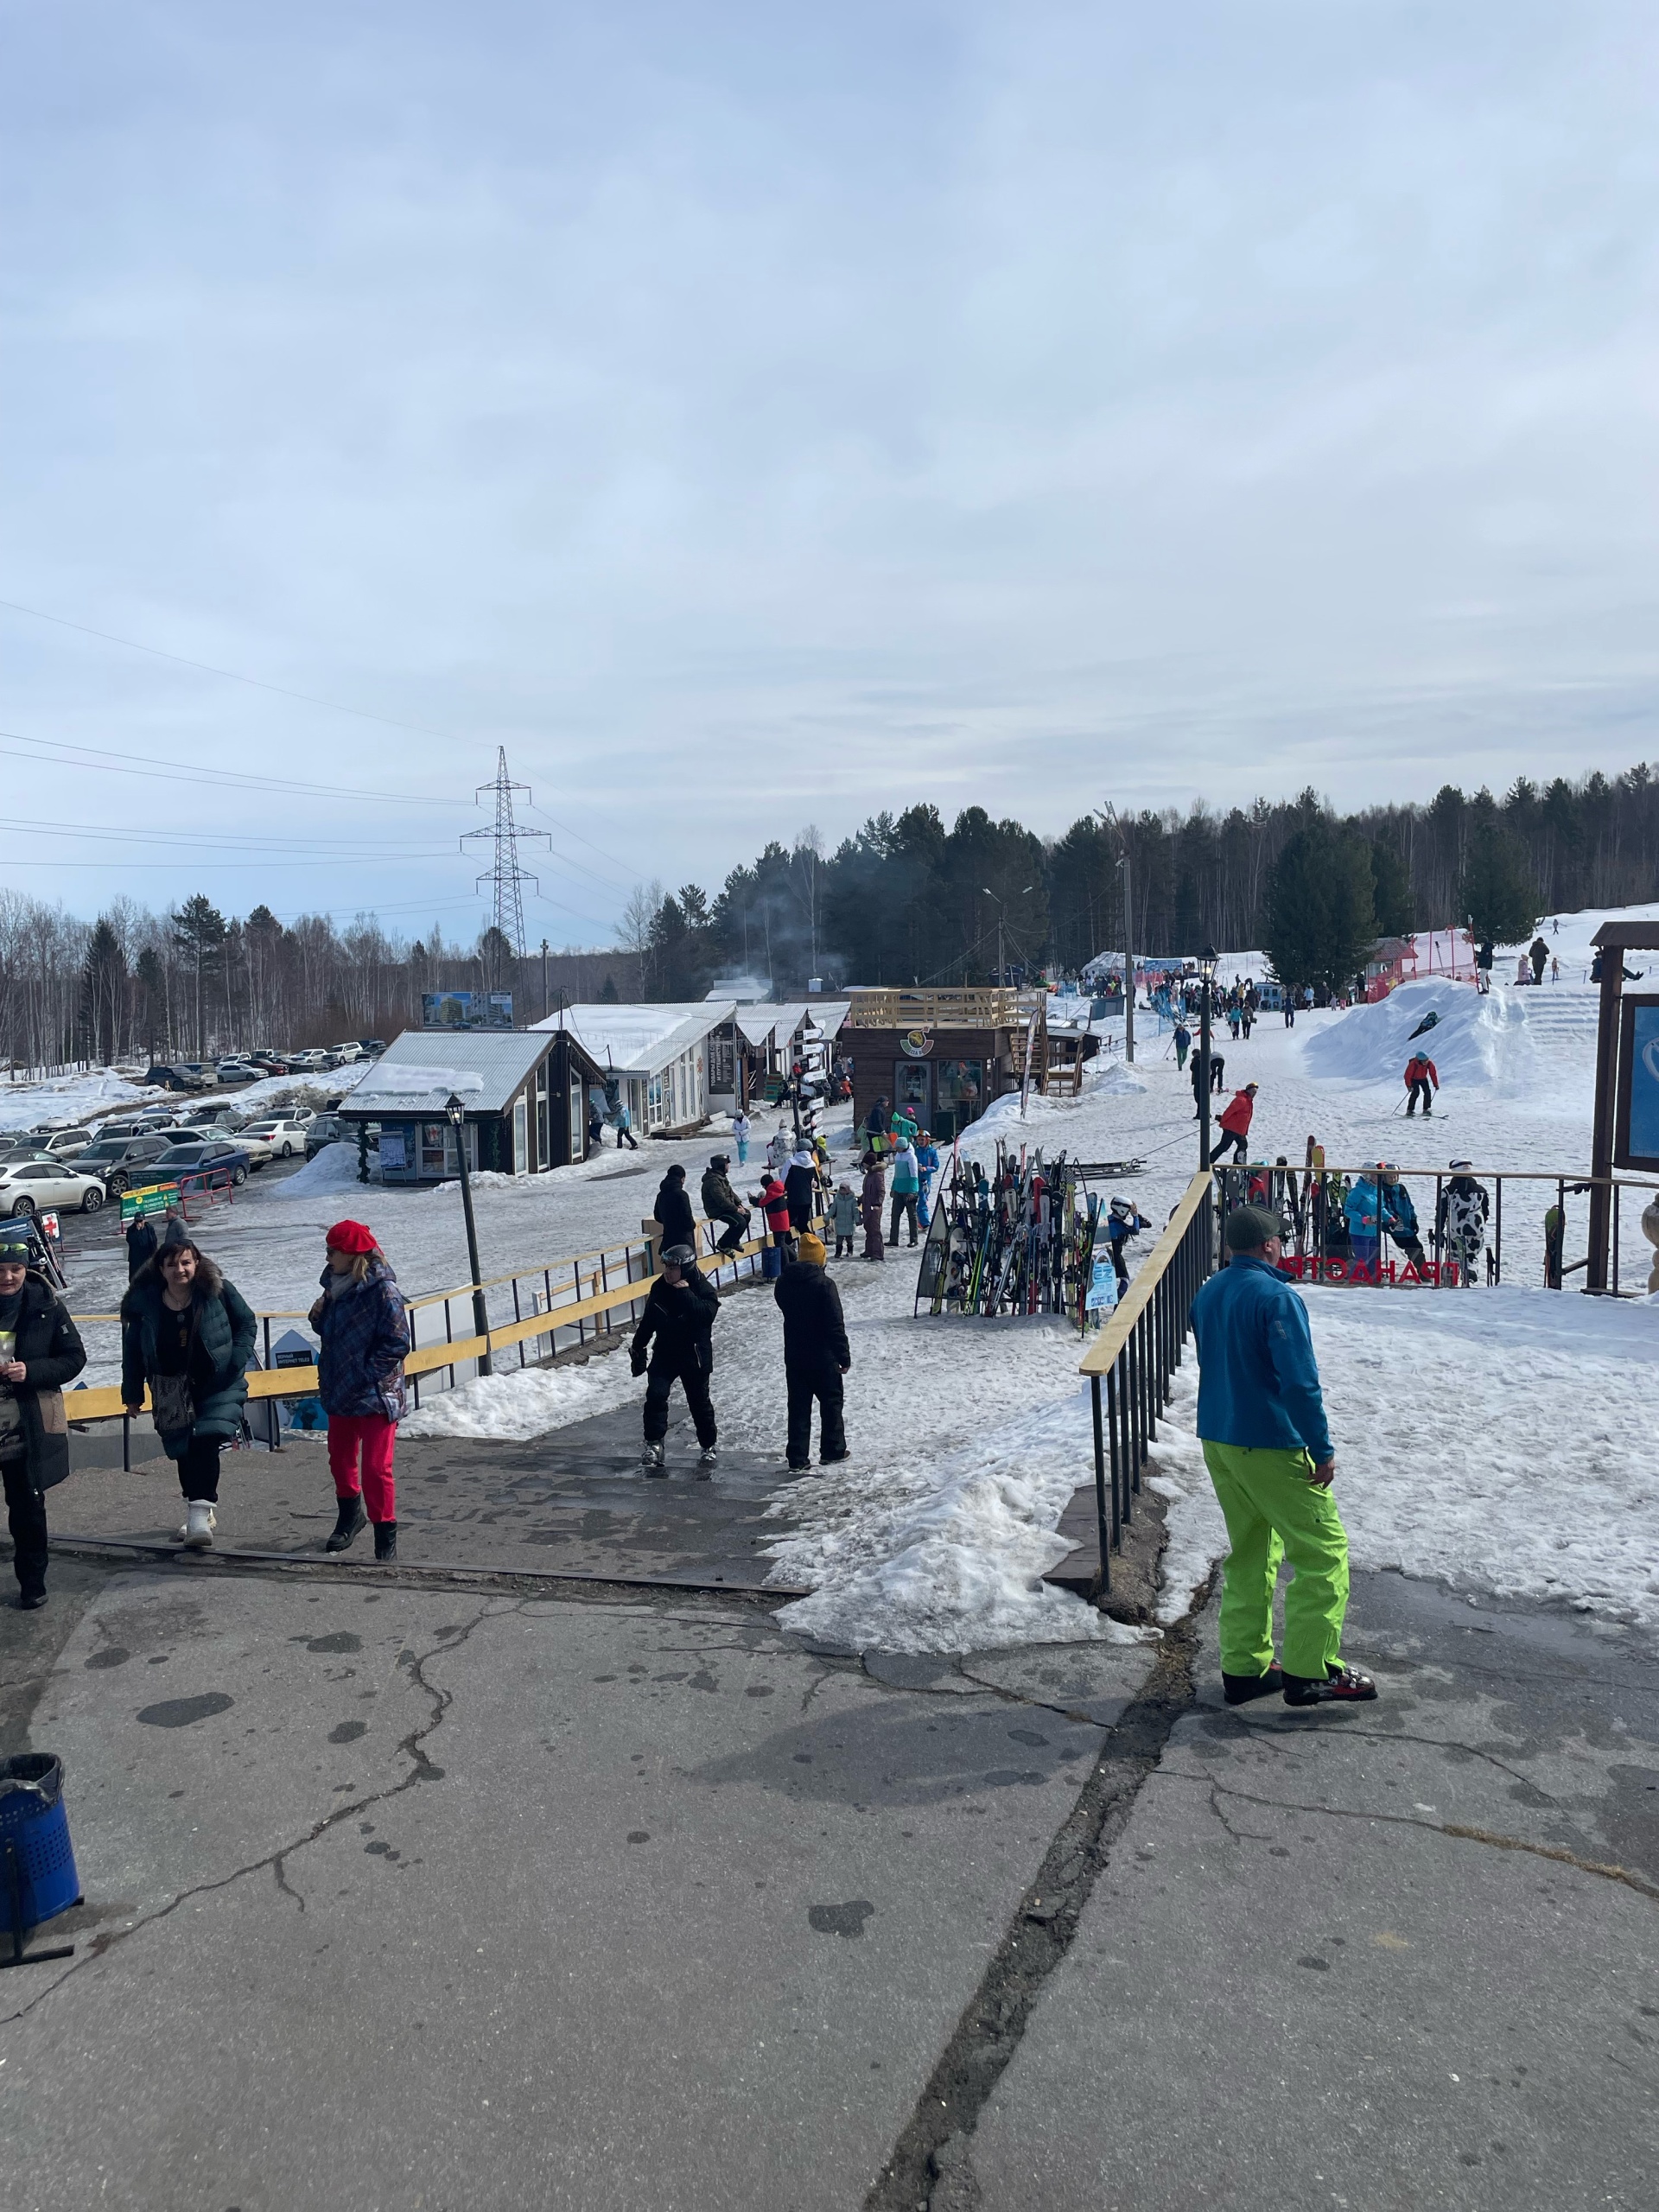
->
[125,1138,251,1194]
[227,1125,278,1169]
[63,1134,175,1194]
[238,1114,313,1160]
[144,1062,209,1092]
[37,1128,98,1158]
[304,1113,345,1160]
[332,1042,362,1065]
[248,1052,291,1076]
[358,1039,387,1057]
[182,1102,247,1129]
[180,1063,219,1088]
[215,1059,261,1084]
[0,1158,108,1215]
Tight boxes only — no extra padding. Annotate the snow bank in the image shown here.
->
[1297,978,1535,1091]
[272,1142,370,1198]
[401,1353,635,1440]
[0,1068,152,1134]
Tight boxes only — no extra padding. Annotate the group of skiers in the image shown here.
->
[1224,1154,1493,1287]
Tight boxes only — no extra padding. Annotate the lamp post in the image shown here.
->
[1197,945,1217,1172]
[446,1092,493,1376]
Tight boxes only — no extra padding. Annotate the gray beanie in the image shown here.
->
[1224,1204,1281,1254]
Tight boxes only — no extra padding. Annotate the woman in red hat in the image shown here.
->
[308,1220,410,1560]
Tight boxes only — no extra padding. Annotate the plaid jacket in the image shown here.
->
[315,1255,410,1421]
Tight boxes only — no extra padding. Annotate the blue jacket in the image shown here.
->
[1344,1178,1382,1239]
[1190,1255,1333,1463]
[914,1143,940,1180]
[1382,1182,1417,1236]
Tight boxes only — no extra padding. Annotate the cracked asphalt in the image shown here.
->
[1,1558,1656,2209]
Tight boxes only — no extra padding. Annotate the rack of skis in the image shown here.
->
[914,1145,1144,1328]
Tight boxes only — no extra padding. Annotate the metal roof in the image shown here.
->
[338,1029,554,1117]
[532,1002,735,1077]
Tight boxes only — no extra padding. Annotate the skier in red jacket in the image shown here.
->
[1403,1053,1439,1116]
[1212,1083,1258,1164]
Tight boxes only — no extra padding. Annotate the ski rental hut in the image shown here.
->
[340,1025,609,1180]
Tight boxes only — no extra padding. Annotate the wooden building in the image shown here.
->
[841,987,1045,1143]
[533,1001,734,1138]
[339,1026,609,1181]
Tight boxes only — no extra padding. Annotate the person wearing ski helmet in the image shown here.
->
[1438,1161,1490,1287]
[1377,1165,1426,1268]
[1190,1204,1376,1707]
[1105,1196,1149,1288]
[1403,1050,1439,1116]
[1343,1166,1385,1274]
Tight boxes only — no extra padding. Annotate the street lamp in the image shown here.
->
[445,1092,493,1376]
[1197,946,1218,1172]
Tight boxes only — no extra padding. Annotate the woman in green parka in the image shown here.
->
[121,1239,257,1551]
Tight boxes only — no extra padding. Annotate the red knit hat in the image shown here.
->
[325,1219,377,1254]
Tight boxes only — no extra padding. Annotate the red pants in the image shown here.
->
[327,1413,397,1524]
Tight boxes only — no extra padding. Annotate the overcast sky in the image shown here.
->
[3,1,1656,944]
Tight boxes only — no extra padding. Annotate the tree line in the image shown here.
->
[632,765,1659,999]
[2,761,1650,1071]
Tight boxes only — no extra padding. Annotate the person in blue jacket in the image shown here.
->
[1189,1204,1376,1708]
[1104,1197,1149,1288]
[1343,1170,1384,1274]
[914,1132,941,1226]
[1378,1166,1427,1268]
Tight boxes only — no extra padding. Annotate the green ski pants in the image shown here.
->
[1201,1440,1351,1680]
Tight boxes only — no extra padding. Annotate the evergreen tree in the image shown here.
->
[1263,816,1376,996]
[1370,842,1414,936]
[599,974,620,1003]
[1459,821,1540,945]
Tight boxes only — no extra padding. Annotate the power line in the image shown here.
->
[0,594,465,747]
[0,727,441,807]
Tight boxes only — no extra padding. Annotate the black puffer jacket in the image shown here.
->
[0,1270,87,1491]
[630,1266,720,1373]
[700,1168,747,1228]
[652,1177,697,1249]
[773,1263,850,1370]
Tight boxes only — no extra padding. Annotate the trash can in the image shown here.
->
[761,1244,785,1280]
[0,1754,80,1942]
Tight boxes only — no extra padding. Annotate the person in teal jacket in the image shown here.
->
[1343,1172,1383,1273]
[1189,1204,1376,1708]
[914,1134,940,1225]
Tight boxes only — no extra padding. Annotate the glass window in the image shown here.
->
[512,1095,528,1174]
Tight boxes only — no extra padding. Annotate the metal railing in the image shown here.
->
[1211,1162,1659,1295]
[1077,1170,1215,1598]
[62,1204,815,1460]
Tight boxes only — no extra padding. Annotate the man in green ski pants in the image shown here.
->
[1189,1203,1377,1708]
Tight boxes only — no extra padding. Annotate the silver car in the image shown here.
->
[0,1158,108,1215]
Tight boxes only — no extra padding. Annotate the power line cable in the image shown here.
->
[0,727,441,808]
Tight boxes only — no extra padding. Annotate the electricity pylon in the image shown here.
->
[461,749,549,958]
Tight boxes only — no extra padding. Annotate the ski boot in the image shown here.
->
[1283,1662,1377,1707]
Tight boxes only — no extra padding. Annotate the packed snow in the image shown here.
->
[25,899,1659,1653]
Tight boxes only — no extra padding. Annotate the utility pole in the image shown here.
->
[1121,836,1135,1065]
[541,938,550,1021]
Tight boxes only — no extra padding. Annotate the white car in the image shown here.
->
[0,1159,108,1215]
[332,1042,363,1065]
[238,1116,313,1160]
[227,1126,278,1169]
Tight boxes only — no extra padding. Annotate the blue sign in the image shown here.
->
[1626,1003,1659,1164]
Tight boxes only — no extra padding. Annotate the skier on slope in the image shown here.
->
[1403,1049,1439,1117]
[1438,1161,1489,1287]
[1211,1083,1258,1165]
[1105,1196,1150,1289]
[630,1244,721,1473]
[1192,1048,1226,1117]
[1190,1203,1377,1707]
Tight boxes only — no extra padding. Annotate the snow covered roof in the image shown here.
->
[339,1030,545,1116]
[532,1001,735,1077]
[706,976,772,1003]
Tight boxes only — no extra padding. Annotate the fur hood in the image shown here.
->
[121,1246,226,1315]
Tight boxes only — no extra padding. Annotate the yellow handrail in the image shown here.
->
[1079,1171,1211,1377]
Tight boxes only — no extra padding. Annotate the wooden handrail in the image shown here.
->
[1079,1171,1211,1376]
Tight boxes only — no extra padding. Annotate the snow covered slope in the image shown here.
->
[1298,978,1540,1092]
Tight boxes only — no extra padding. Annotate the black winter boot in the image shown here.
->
[373,1522,397,1563]
[326,1495,368,1553]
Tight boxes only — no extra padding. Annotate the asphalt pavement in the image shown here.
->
[1,1545,1655,2209]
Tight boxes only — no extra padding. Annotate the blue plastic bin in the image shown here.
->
[761,1245,784,1280]
[0,1754,79,1935]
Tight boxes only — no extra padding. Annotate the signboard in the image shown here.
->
[421,991,514,1030]
[1084,1258,1119,1313]
[378,1128,409,1171]
[119,1184,180,1226]
[1616,996,1659,1170]
[898,1027,933,1058]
